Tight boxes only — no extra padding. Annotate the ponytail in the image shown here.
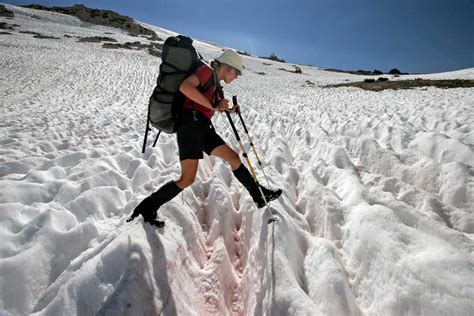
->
[210,59,221,70]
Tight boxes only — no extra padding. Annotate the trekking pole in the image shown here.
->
[152,130,161,148]
[142,113,151,153]
[215,84,272,210]
[142,117,161,153]
[224,110,269,208]
[232,96,271,187]
[142,99,162,153]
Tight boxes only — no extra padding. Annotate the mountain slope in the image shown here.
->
[1,4,473,315]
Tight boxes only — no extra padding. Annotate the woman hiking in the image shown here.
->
[129,49,281,227]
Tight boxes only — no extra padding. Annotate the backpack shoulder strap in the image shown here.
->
[211,82,223,108]
[198,68,216,93]
[194,63,219,108]
[197,62,217,93]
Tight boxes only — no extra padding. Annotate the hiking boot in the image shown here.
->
[254,186,282,208]
[126,181,182,224]
[131,206,165,228]
[145,217,165,228]
[233,163,281,208]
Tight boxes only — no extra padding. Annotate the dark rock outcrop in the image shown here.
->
[325,68,410,76]
[78,36,117,43]
[261,53,285,63]
[23,4,159,40]
[237,50,251,56]
[324,79,474,91]
[294,66,302,74]
[18,30,59,39]
[34,33,60,39]
[0,22,16,30]
[102,41,163,58]
[389,68,402,75]
[0,4,14,18]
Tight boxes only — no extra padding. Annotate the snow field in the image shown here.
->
[1,4,474,316]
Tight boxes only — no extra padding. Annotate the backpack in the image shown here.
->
[141,35,215,153]
[148,35,214,133]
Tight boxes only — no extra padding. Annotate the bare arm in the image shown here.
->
[179,74,215,110]
[179,74,229,111]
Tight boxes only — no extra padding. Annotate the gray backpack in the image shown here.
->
[142,35,215,152]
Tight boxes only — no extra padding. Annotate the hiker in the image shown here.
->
[130,49,281,226]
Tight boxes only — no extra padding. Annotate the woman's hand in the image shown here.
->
[217,99,230,112]
[217,99,241,113]
[229,104,240,113]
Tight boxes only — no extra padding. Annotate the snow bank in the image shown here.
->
[1,4,473,315]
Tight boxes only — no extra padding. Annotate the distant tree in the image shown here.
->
[260,53,285,63]
[237,50,251,56]
[389,68,402,75]
[294,66,302,74]
[373,69,383,75]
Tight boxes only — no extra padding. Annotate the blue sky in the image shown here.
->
[4,0,473,73]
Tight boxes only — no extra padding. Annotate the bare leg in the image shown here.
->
[210,144,242,170]
[176,159,199,189]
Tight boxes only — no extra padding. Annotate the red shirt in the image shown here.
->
[183,64,218,119]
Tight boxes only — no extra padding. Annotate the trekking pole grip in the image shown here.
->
[233,95,250,135]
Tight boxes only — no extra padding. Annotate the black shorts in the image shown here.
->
[176,110,226,161]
